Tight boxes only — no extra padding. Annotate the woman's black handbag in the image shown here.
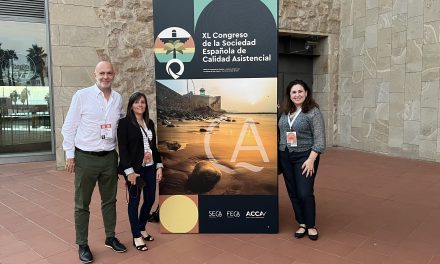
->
[135,177,146,189]
[148,206,160,222]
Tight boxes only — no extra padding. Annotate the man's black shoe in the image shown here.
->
[104,237,127,253]
[78,244,93,263]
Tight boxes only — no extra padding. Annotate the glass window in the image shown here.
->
[0,20,51,155]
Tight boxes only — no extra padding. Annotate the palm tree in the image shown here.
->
[0,43,5,86]
[2,49,11,86]
[44,92,50,112]
[6,50,18,86]
[20,87,30,113]
[9,90,19,113]
[164,40,185,59]
[20,87,31,132]
[26,44,47,86]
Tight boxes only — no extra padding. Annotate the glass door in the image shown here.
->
[0,19,53,161]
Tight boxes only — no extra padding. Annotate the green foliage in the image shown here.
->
[26,44,47,86]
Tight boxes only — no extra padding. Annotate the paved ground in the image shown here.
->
[1,147,440,264]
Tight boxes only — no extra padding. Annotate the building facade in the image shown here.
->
[337,0,440,161]
[0,0,53,163]
[1,0,440,166]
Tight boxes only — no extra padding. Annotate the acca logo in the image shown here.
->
[208,211,222,218]
[245,211,267,219]
[154,27,195,79]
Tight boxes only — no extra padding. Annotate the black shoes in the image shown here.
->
[78,244,93,263]
[294,226,319,240]
[133,237,148,251]
[105,237,127,253]
[79,238,126,263]
[294,226,307,239]
[307,227,319,241]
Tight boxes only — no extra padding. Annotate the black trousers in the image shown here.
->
[126,165,156,238]
[279,149,320,228]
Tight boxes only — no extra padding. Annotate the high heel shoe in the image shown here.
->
[140,231,154,241]
[133,237,148,251]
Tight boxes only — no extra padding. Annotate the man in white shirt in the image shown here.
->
[62,61,127,263]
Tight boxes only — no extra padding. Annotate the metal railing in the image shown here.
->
[0,111,51,153]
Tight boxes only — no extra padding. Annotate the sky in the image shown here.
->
[0,86,49,105]
[0,21,48,87]
[0,20,47,54]
[157,78,277,113]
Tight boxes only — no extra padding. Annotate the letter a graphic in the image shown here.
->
[230,118,269,162]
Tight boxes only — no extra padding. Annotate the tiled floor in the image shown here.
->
[1,148,440,264]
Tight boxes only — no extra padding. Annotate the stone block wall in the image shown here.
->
[49,0,105,169]
[279,0,341,149]
[49,0,156,169]
[50,0,343,168]
[337,0,440,161]
[279,0,340,34]
[51,0,440,164]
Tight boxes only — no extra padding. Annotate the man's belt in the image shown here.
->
[75,147,112,157]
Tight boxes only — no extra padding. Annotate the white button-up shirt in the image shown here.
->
[62,84,122,159]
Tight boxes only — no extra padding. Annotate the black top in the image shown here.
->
[117,117,162,176]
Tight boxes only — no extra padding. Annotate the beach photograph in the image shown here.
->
[156,78,278,195]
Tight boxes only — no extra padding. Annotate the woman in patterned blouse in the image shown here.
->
[278,79,325,241]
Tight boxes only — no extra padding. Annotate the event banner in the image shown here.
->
[153,0,278,233]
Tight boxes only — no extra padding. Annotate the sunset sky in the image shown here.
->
[157,78,277,113]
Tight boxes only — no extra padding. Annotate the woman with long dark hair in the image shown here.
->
[117,92,163,251]
[278,80,325,241]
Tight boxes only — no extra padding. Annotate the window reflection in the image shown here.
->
[0,20,51,154]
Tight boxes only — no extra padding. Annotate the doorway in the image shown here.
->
[277,35,316,109]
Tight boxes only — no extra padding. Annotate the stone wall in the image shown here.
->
[190,95,222,112]
[279,0,340,34]
[49,0,156,169]
[337,0,440,161]
[51,0,440,164]
[50,0,105,169]
[50,0,343,168]
[279,0,341,148]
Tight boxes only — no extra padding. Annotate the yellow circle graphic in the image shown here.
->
[161,195,198,233]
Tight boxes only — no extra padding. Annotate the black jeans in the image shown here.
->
[279,149,320,228]
[127,165,156,238]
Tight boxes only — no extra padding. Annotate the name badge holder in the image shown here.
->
[99,92,115,140]
[100,124,113,139]
[140,124,154,167]
[143,150,154,167]
[286,108,301,147]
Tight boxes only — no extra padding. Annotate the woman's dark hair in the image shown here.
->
[282,79,319,114]
[126,92,149,127]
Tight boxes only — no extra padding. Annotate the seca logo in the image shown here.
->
[208,211,222,218]
[246,211,266,217]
